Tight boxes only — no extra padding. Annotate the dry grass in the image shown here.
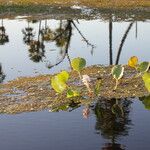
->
[0,0,150,8]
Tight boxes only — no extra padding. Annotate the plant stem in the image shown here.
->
[114,79,118,90]
[78,71,82,80]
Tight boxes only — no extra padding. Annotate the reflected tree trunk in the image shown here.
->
[115,22,134,65]
[109,18,113,65]
[0,63,5,83]
[38,20,42,42]
[47,20,72,68]
[135,21,138,39]
[71,20,95,54]
[64,21,72,68]
[1,19,3,27]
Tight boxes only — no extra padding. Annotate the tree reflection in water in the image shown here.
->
[44,19,95,69]
[92,98,132,150]
[21,17,135,69]
[0,19,9,45]
[46,20,73,68]
[22,20,45,62]
[22,19,95,67]
[51,97,133,150]
[102,143,125,150]
[0,64,5,83]
[22,20,35,45]
[108,15,134,65]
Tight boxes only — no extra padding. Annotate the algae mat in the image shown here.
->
[0,65,149,114]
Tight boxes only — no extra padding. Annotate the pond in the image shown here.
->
[0,9,150,150]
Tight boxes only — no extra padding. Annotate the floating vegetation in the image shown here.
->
[0,55,149,114]
[51,56,150,98]
[128,56,150,76]
[111,65,124,90]
[142,72,150,92]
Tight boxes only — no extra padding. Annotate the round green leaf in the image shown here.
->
[57,71,69,83]
[51,76,67,93]
[142,72,150,92]
[137,62,150,73]
[111,65,124,80]
[71,57,86,72]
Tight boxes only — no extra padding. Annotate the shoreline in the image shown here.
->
[0,5,150,20]
[0,0,150,9]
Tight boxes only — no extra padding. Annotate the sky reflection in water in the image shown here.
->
[0,17,150,150]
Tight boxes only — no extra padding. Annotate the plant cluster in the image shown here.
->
[50,56,150,98]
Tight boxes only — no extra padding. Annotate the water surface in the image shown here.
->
[0,15,150,150]
[0,18,149,82]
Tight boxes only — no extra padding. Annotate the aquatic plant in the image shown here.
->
[142,95,150,110]
[51,70,69,93]
[128,56,150,92]
[128,56,138,68]
[51,70,79,98]
[82,75,92,94]
[50,56,150,100]
[142,72,150,92]
[51,57,93,98]
[128,56,150,75]
[111,65,124,90]
[71,57,86,79]
[137,62,150,75]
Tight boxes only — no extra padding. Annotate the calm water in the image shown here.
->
[0,18,149,82]
[0,16,150,150]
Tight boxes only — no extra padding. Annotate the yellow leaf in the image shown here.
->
[128,56,138,68]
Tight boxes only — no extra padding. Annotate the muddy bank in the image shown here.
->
[0,5,150,21]
[0,0,150,8]
[0,65,149,114]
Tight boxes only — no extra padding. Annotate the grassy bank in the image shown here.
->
[0,0,150,9]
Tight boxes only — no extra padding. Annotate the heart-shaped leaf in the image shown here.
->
[51,76,67,93]
[57,71,69,83]
[51,71,69,93]
[71,57,86,72]
[137,62,150,73]
[111,65,124,80]
[128,56,138,68]
[142,72,150,92]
